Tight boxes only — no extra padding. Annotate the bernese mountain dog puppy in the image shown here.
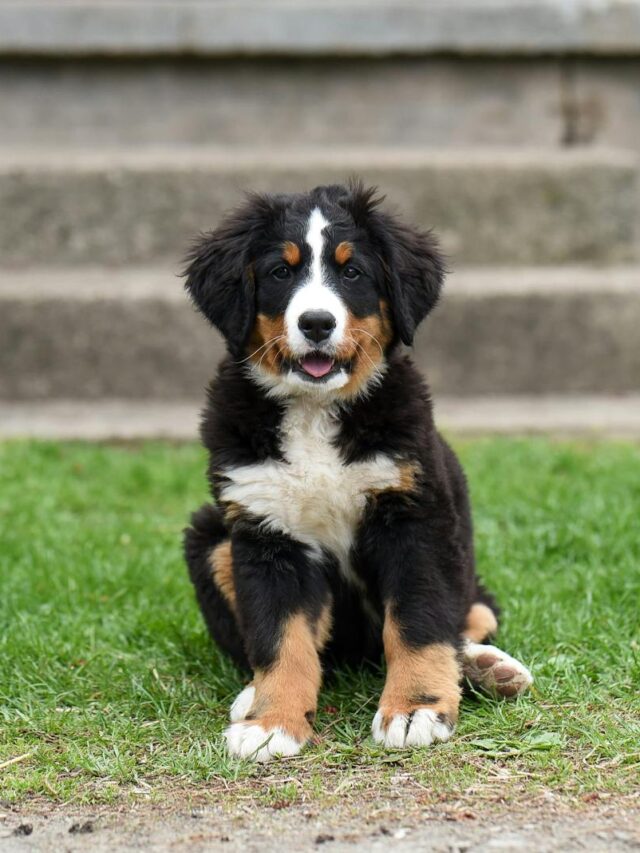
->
[183,182,532,762]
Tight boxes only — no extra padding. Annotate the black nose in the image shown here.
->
[298,310,336,344]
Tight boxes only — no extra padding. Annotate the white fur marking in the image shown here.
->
[225,722,303,762]
[284,208,348,356]
[229,685,256,722]
[220,399,402,587]
[371,708,453,749]
[463,641,533,696]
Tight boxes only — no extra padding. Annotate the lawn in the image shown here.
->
[0,439,639,809]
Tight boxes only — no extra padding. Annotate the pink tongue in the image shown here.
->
[300,356,334,378]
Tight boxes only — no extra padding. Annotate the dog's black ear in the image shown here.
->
[344,181,446,346]
[378,216,446,346]
[182,195,270,356]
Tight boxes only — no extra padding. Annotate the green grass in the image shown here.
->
[1,439,639,808]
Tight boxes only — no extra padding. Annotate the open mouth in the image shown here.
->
[291,352,350,382]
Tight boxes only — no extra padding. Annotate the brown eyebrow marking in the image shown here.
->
[335,241,353,265]
[282,241,301,265]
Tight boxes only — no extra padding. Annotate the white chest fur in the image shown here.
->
[220,401,402,577]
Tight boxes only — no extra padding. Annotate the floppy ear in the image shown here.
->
[182,196,269,356]
[378,216,446,346]
[344,181,446,346]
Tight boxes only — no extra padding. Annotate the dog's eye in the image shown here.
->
[270,265,291,281]
[343,266,361,281]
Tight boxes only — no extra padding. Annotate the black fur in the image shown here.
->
[183,182,497,684]
[230,519,332,671]
[185,503,249,669]
[185,352,497,672]
[346,185,446,345]
[183,194,272,356]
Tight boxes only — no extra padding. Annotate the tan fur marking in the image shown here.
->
[222,501,243,525]
[247,313,291,376]
[210,540,236,613]
[464,603,498,643]
[282,241,301,266]
[378,610,461,730]
[397,462,418,491]
[336,300,394,398]
[314,602,333,651]
[240,612,329,743]
[335,241,353,265]
[248,299,395,392]
[369,461,419,498]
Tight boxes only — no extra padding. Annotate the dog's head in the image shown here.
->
[184,182,445,399]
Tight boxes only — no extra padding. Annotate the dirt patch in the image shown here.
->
[1,798,638,852]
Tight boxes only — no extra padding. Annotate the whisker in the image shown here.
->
[256,339,282,370]
[257,335,284,367]
[346,336,378,372]
[351,327,384,358]
[234,335,286,365]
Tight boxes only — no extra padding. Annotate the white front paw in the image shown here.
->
[372,708,454,748]
[225,722,303,762]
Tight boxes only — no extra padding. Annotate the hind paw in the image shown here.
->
[463,641,533,698]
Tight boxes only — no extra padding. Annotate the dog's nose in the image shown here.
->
[298,310,336,344]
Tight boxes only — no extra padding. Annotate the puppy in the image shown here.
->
[183,182,532,762]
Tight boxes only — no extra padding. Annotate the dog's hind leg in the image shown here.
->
[184,503,249,670]
[461,601,533,698]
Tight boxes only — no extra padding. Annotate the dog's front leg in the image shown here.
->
[359,496,466,749]
[372,605,461,748]
[224,524,332,762]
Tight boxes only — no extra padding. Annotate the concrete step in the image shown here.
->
[0,57,569,151]
[1,148,637,266]
[2,397,640,440]
[2,266,638,400]
[6,57,640,153]
[3,2,639,57]
[3,3,640,151]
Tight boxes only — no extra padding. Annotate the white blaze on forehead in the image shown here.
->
[284,207,347,354]
[306,207,329,286]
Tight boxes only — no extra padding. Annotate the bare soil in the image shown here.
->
[1,796,638,852]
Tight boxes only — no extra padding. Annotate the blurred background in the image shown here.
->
[1,0,639,439]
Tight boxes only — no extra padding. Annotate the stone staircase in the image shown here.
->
[1,0,639,438]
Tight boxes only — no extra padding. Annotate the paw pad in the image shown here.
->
[463,642,533,698]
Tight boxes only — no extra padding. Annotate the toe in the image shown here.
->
[405,709,453,747]
[225,722,303,762]
[372,708,454,748]
[386,714,410,747]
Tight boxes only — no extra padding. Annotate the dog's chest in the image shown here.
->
[220,402,401,569]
